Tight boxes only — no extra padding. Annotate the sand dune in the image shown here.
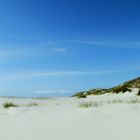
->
[0,90,140,140]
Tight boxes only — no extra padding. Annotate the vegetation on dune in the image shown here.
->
[127,98,140,104]
[3,102,19,108]
[79,101,102,108]
[78,94,87,98]
[26,102,38,107]
[3,102,38,108]
[73,92,86,98]
[78,95,87,98]
[85,89,106,95]
[79,97,140,109]
[73,89,108,98]
[137,89,140,96]
[73,77,140,97]
[110,85,132,94]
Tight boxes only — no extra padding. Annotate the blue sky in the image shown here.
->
[0,0,140,97]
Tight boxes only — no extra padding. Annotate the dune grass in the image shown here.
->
[137,89,140,96]
[127,97,140,104]
[26,102,38,107]
[3,102,19,108]
[79,96,140,108]
[79,101,102,108]
[109,97,140,104]
[3,102,38,108]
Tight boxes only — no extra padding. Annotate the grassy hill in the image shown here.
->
[73,77,140,98]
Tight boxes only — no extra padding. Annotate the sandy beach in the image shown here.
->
[0,90,140,140]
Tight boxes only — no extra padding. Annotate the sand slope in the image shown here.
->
[0,92,140,140]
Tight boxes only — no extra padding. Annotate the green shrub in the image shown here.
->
[26,102,38,107]
[137,89,140,96]
[3,102,18,108]
[127,98,140,104]
[78,94,87,98]
[112,86,132,94]
[111,99,125,104]
[79,101,102,108]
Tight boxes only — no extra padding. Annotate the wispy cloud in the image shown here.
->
[64,39,140,49]
[0,70,123,80]
[0,45,66,63]
[35,89,73,95]
[0,47,41,63]
[53,47,67,52]
[2,34,140,49]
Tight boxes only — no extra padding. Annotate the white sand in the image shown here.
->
[0,89,140,140]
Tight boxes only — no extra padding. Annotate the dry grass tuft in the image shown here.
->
[3,102,19,108]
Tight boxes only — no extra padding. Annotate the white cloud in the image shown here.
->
[53,48,67,52]
[35,89,73,95]
[0,45,67,63]
[40,41,53,46]
[0,70,123,80]
[64,39,140,49]
[0,45,58,63]
[2,34,140,49]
